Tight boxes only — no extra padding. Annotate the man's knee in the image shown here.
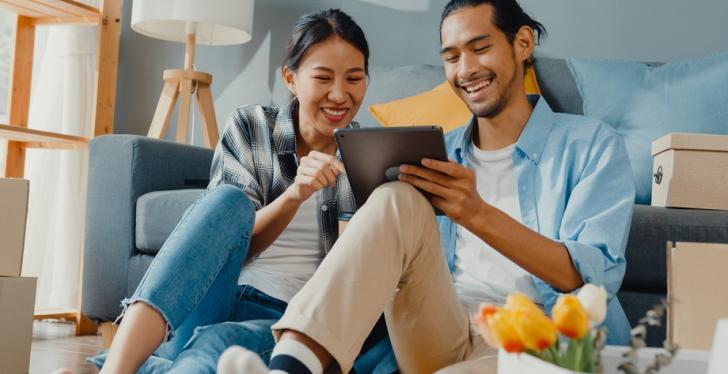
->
[370,181,431,213]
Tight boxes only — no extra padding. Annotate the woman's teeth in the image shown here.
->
[323,108,346,116]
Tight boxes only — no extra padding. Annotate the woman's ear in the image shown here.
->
[282,66,297,96]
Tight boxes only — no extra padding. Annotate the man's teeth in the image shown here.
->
[323,108,346,116]
[465,79,492,93]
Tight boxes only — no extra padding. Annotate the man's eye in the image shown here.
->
[445,56,459,63]
[474,46,490,53]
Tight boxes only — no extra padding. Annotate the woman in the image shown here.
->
[89,9,393,374]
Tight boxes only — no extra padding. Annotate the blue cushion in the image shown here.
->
[136,189,203,253]
[567,52,728,204]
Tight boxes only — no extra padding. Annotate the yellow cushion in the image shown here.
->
[369,67,541,133]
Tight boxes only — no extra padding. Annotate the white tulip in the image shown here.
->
[577,284,608,326]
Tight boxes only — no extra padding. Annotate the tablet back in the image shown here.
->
[335,126,447,208]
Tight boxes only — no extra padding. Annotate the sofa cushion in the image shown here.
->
[567,52,728,204]
[135,189,204,253]
[368,81,472,132]
[532,57,583,115]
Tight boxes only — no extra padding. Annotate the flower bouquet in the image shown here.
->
[474,284,678,374]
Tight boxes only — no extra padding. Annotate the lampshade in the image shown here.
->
[131,0,254,45]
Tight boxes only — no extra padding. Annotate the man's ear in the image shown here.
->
[282,66,297,96]
[514,26,535,71]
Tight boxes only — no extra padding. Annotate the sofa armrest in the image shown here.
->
[82,135,214,322]
[623,204,728,295]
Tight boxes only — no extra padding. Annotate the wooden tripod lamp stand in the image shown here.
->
[131,0,255,148]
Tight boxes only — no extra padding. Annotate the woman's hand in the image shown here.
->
[286,150,346,203]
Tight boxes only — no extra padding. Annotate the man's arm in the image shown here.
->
[398,159,583,292]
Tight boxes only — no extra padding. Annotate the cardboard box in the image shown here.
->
[0,178,30,277]
[668,242,728,350]
[651,133,728,210]
[0,276,37,374]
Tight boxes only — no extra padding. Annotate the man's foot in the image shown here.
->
[217,346,268,374]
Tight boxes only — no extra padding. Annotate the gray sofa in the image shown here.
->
[82,58,728,348]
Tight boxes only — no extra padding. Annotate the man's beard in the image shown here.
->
[469,86,511,119]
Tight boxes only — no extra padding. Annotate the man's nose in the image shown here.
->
[458,53,479,81]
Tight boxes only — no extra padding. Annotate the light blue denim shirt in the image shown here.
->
[438,96,635,344]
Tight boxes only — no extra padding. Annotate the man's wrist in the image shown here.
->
[461,198,493,231]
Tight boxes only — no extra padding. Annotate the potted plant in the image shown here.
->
[474,284,679,374]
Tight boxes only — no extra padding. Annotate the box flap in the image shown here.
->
[652,133,728,156]
[669,241,728,350]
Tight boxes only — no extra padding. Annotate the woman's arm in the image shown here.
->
[247,189,301,259]
[247,151,345,260]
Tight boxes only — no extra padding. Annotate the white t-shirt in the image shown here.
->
[453,142,542,319]
[237,191,323,303]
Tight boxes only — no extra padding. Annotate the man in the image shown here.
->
[226,0,635,373]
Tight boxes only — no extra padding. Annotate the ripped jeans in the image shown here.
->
[88,184,282,373]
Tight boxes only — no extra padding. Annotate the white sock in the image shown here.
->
[268,339,324,374]
[217,346,268,374]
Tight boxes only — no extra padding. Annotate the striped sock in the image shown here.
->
[268,339,324,374]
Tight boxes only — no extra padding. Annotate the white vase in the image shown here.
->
[497,349,589,374]
[497,346,710,374]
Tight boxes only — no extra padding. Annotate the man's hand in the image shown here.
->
[286,151,346,203]
[398,158,486,226]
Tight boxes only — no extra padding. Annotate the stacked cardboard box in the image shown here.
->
[668,241,728,350]
[0,178,37,374]
[651,132,728,210]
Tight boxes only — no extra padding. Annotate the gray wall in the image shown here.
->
[113,0,728,144]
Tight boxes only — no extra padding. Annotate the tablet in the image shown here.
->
[335,126,447,208]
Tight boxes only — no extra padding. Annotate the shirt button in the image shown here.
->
[321,204,328,211]
[532,153,538,159]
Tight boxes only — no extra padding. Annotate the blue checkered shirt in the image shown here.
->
[208,99,358,253]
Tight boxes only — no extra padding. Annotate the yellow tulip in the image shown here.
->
[473,303,499,348]
[552,294,590,339]
[504,293,541,313]
[513,308,558,351]
[487,309,526,353]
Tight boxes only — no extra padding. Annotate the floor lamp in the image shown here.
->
[131,0,254,148]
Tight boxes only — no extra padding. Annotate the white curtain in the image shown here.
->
[20,13,97,311]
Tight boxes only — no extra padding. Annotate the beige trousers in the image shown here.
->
[271,182,495,373]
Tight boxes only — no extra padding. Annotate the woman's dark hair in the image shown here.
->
[283,9,369,75]
[440,0,546,69]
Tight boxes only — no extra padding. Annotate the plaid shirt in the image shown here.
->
[208,99,358,253]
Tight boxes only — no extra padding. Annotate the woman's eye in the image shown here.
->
[347,77,364,82]
[314,76,331,81]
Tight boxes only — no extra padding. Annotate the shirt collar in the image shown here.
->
[453,95,554,164]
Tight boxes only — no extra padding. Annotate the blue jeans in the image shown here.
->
[88,184,278,373]
[88,184,395,373]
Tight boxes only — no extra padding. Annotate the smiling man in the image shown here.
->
[225,1,636,373]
